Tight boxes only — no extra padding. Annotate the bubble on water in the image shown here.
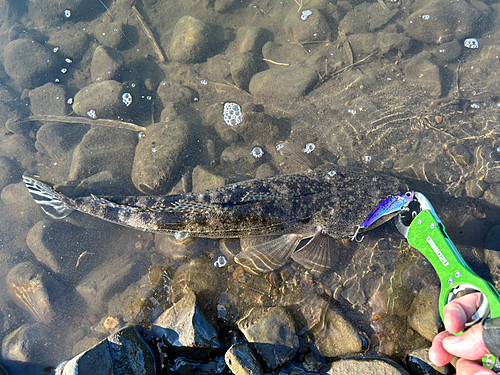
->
[470,103,480,109]
[348,109,356,115]
[213,255,227,268]
[146,96,152,101]
[362,155,372,162]
[122,92,133,107]
[497,103,500,108]
[138,132,146,139]
[422,14,430,20]
[67,98,73,105]
[174,232,190,242]
[276,143,284,152]
[464,38,479,49]
[53,47,59,53]
[151,147,157,153]
[131,83,136,88]
[301,10,312,20]
[61,68,67,74]
[64,9,71,18]
[65,58,72,64]
[54,78,60,83]
[328,170,337,177]
[497,146,500,153]
[193,97,199,102]
[201,79,208,85]
[223,102,243,126]
[251,146,264,158]
[303,143,315,154]
[87,109,96,119]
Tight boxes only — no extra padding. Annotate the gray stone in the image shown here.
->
[484,182,500,207]
[225,343,264,375]
[234,103,280,144]
[220,145,260,175]
[1,183,46,226]
[348,32,411,56]
[234,26,272,55]
[48,29,90,61]
[407,346,449,374]
[485,225,500,251]
[0,133,37,169]
[431,39,462,65]
[94,22,123,50]
[237,306,298,370]
[339,3,399,35]
[327,358,409,375]
[157,81,198,106]
[153,290,221,359]
[168,16,213,63]
[405,0,488,44]
[231,53,259,90]
[215,0,236,12]
[0,156,20,190]
[3,39,59,88]
[192,165,228,192]
[407,285,442,342]
[249,67,318,100]
[29,83,68,116]
[205,103,240,143]
[55,326,156,375]
[284,7,332,42]
[90,46,125,82]
[465,178,488,198]
[72,80,127,118]
[131,120,190,194]
[447,143,472,166]
[35,121,88,161]
[403,52,441,98]
[2,323,55,364]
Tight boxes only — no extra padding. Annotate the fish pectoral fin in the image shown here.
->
[291,231,336,274]
[23,176,75,219]
[234,234,303,274]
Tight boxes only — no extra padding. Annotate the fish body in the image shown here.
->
[24,163,410,273]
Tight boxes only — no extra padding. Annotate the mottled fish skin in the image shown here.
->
[23,163,410,240]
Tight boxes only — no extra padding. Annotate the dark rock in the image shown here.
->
[168,16,213,63]
[29,83,68,116]
[0,133,37,169]
[2,323,56,364]
[55,326,156,375]
[465,178,488,198]
[485,183,500,207]
[3,39,59,88]
[72,80,127,118]
[48,29,90,61]
[153,290,221,359]
[486,225,500,251]
[407,346,449,374]
[348,32,411,56]
[90,46,125,82]
[447,143,472,166]
[220,145,260,175]
[35,121,89,161]
[233,26,272,55]
[284,7,332,42]
[6,262,57,324]
[1,183,45,226]
[403,52,441,98]
[131,120,190,194]
[407,285,442,342]
[249,67,318,100]
[234,103,280,144]
[231,53,259,90]
[255,163,278,178]
[0,156,20,190]
[94,22,124,50]
[225,343,264,375]
[192,165,228,192]
[431,39,462,65]
[237,306,298,370]
[157,81,198,106]
[205,102,241,143]
[215,0,236,13]
[339,3,399,35]
[327,358,409,375]
[28,0,95,27]
[405,0,488,44]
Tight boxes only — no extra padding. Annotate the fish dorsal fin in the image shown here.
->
[23,176,75,219]
[291,231,336,274]
[152,199,216,213]
[234,234,303,274]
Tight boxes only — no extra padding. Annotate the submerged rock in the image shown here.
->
[249,67,318,100]
[168,16,214,63]
[328,358,409,375]
[407,285,442,342]
[407,346,449,375]
[225,343,264,375]
[90,46,125,83]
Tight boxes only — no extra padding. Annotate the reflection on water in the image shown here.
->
[0,0,499,373]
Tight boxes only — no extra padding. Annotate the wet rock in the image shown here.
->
[3,39,59,88]
[485,183,500,208]
[404,52,441,98]
[231,53,259,90]
[2,323,56,364]
[431,39,462,65]
[0,156,20,190]
[6,262,56,324]
[90,45,125,82]
[220,145,260,175]
[485,225,500,251]
[249,67,318,100]
[35,121,89,161]
[233,26,272,55]
[348,32,411,56]
[29,83,67,116]
[474,146,500,184]
[237,306,298,370]
[157,81,198,106]
[262,41,308,67]
[168,16,213,63]
[26,220,96,275]
[215,0,235,12]
[94,22,123,49]
[405,0,488,44]
[131,119,190,194]
[153,290,221,359]
[0,133,37,169]
[55,326,156,375]
[465,178,488,198]
[170,357,226,374]
[447,143,472,166]
[309,306,363,358]
[407,346,449,374]
[192,165,228,192]
[28,0,93,27]
[327,358,409,375]
[72,80,127,118]
[339,3,399,35]
[205,102,241,143]
[255,163,278,178]
[284,7,332,42]
[1,183,46,226]
[407,285,442,342]
[47,29,90,61]
[234,103,280,144]
[69,126,137,183]
[225,343,264,375]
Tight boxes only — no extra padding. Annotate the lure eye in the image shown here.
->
[405,191,412,197]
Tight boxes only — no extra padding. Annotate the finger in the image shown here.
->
[456,357,496,375]
[429,330,454,366]
[443,293,482,334]
[442,323,489,360]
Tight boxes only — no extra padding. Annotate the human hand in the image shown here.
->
[429,293,495,374]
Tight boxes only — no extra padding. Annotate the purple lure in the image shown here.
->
[351,191,414,242]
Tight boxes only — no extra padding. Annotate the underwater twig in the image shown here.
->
[97,0,136,48]
[261,58,290,66]
[333,52,377,76]
[132,5,166,63]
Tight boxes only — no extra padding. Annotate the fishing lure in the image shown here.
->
[350,191,415,242]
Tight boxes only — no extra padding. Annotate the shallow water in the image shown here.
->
[0,0,499,373]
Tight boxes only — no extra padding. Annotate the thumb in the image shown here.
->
[442,323,489,360]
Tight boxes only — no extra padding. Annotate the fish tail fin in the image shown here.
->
[22,176,75,219]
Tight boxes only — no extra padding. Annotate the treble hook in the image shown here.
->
[350,225,365,242]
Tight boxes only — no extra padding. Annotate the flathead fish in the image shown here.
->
[23,163,410,274]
